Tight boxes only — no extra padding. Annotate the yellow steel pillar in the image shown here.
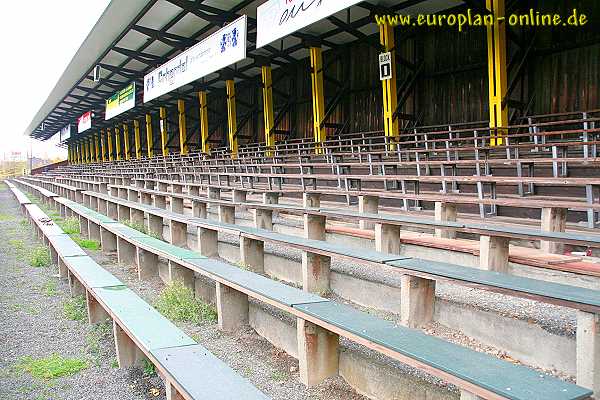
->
[85,141,90,164]
[486,0,508,146]
[198,91,210,154]
[160,107,169,157]
[261,65,275,157]
[178,99,189,155]
[145,114,154,158]
[100,129,106,162]
[225,80,238,157]
[107,128,114,161]
[88,138,93,163]
[309,47,326,154]
[380,23,399,150]
[115,126,122,161]
[123,123,130,160]
[94,133,100,162]
[134,120,142,159]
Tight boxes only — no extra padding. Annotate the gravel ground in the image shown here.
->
[0,184,161,400]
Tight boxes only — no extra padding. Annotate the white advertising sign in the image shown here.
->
[59,125,71,143]
[77,111,92,133]
[144,16,247,103]
[256,0,363,48]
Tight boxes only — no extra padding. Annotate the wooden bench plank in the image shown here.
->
[184,258,327,307]
[93,286,195,351]
[294,301,592,400]
[387,258,600,311]
[47,234,87,257]
[151,345,270,400]
[62,255,123,289]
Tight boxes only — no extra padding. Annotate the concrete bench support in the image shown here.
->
[375,223,401,254]
[479,236,509,273]
[233,189,247,203]
[240,236,264,273]
[192,200,207,218]
[107,201,118,220]
[136,247,158,280]
[169,220,188,247]
[541,207,567,254]
[141,192,152,205]
[168,260,195,290]
[89,221,101,242]
[98,199,107,215]
[79,216,89,237]
[69,274,85,297]
[130,208,145,226]
[401,275,435,328]
[304,214,326,240]
[113,321,145,367]
[166,382,185,400]
[218,205,235,224]
[189,186,200,196]
[198,227,218,257]
[127,189,138,202]
[147,214,164,240]
[117,237,136,266]
[158,182,168,192]
[49,245,58,265]
[118,188,128,200]
[172,184,182,194]
[208,187,221,200]
[89,196,99,211]
[100,227,117,253]
[460,391,483,400]
[358,195,379,229]
[58,258,68,279]
[263,193,279,205]
[434,202,457,239]
[170,196,184,214]
[303,193,321,208]
[302,252,330,294]
[216,282,249,332]
[577,311,600,394]
[117,204,131,222]
[86,291,110,324]
[297,318,339,387]
[253,209,273,230]
[154,194,167,209]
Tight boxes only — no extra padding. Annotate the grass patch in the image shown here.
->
[86,322,111,363]
[42,280,58,297]
[28,246,52,268]
[56,217,80,235]
[270,370,288,381]
[155,282,217,324]
[19,218,29,227]
[0,213,14,221]
[142,359,156,376]
[110,359,119,369]
[63,296,87,321]
[16,354,88,380]
[71,236,100,250]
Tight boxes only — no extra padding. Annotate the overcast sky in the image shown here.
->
[0,0,110,160]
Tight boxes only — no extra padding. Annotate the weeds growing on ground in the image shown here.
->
[155,282,217,324]
[15,354,88,380]
[63,296,87,321]
[270,370,288,381]
[28,246,52,268]
[71,236,100,250]
[56,217,80,235]
[142,359,156,376]
[123,219,161,239]
[42,280,58,296]
[86,322,111,364]
[0,212,14,221]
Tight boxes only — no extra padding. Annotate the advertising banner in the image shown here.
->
[256,0,362,48]
[105,83,135,120]
[77,111,92,133]
[59,124,71,143]
[143,16,247,103]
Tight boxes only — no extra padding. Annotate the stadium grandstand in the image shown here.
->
[4,0,600,399]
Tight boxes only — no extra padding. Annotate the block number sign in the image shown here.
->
[379,52,392,81]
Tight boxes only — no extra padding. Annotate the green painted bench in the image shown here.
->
[294,301,592,400]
